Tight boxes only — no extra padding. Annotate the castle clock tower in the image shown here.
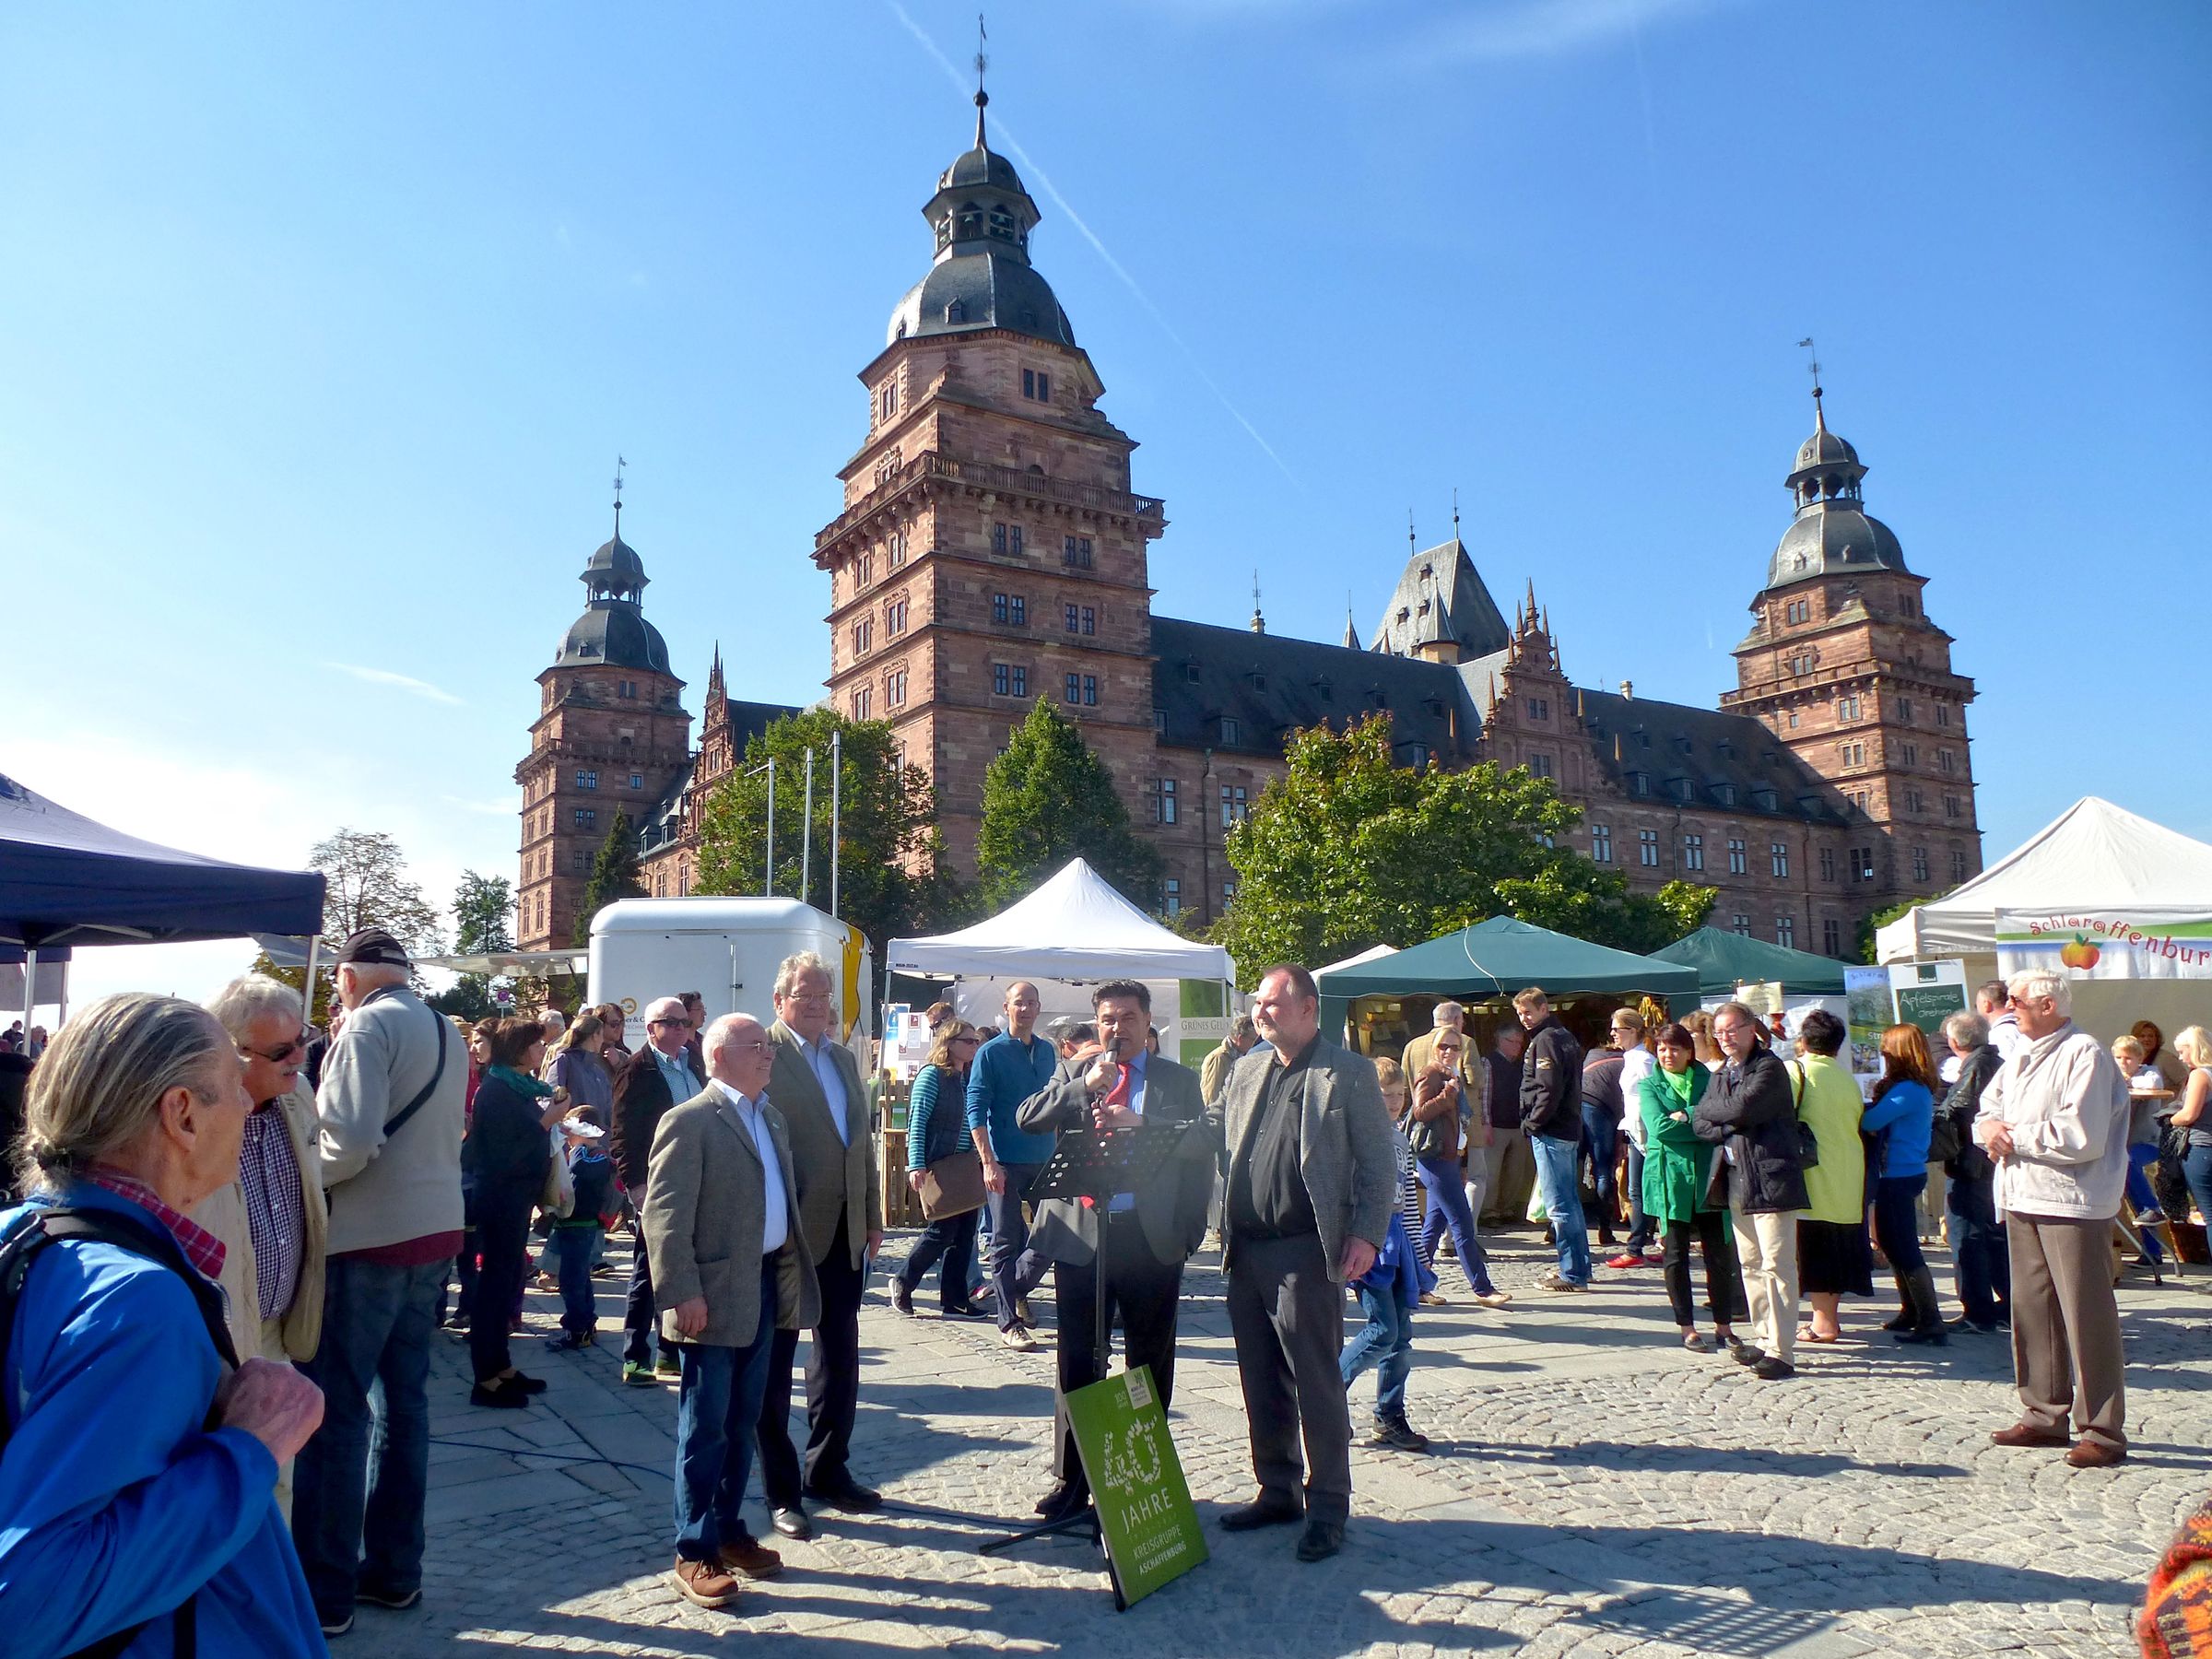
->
[1721,391,1982,910]
[810,92,1169,873]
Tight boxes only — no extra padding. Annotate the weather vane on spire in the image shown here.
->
[973,13,989,145]
[1406,508,1417,555]
[1797,336,1823,415]
[612,454,626,537]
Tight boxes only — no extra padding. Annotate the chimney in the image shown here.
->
[1619,679,1634,702]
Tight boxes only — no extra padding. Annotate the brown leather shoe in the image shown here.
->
[2065,1438,2126,1468]
[717,1536,783,1579]
[1990,1422,2069,1449]
[670,1557,740,1609]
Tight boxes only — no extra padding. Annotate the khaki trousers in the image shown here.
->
[2007,1212,2126,1450]
[257,1313,298,1520]
[1730,1207,1798,1365]
[1480,1128,1536,1225]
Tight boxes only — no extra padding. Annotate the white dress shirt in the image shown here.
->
[712,1077,789,1254]
[800,1033,852,1146]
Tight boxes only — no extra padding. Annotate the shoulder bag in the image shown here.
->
[1788,1061,1821,1170]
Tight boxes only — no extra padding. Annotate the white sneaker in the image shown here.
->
[1001,1324,1040,1352]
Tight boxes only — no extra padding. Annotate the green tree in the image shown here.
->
[695,708,965,948]
[1858,895,1936,964]
[975,699,1161,912]
[1214,714,1718,982]
[253,828,444,1016]
[431,871,515,1018]
[572,811,647,946]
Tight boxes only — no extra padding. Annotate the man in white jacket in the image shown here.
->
[1972,969,2129,1467]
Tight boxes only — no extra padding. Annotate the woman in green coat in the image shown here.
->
[1641,1022,1742,1352]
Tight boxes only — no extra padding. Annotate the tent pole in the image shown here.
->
[801,747,815,908]
[765,759,776,898]
[300,935,322,1028]
[21,944,35,1032]
[829,730,841,921]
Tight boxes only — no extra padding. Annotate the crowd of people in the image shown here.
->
[0,935,2202,1653]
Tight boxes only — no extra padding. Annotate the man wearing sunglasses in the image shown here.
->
[612,995,707,1385]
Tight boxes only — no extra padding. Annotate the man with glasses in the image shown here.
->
[966,981,1060,1351]
[612,995,705,1386]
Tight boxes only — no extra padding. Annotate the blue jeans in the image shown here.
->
[1580,1104,1618,1223]
[1623,1142,1653,1251]
[292,1253,444,1622]
[1417,1155,1494,1294]
[1340,1285,1413,1420]
[2183,1145,2212,1234]
[1532,1133,1591,1284]
[984,1160,1050,1332]
[673,1261,779,1561]
[548,1225,603,1335]
[1947,1175,2009,1324]
[2124,1144,2165,1264]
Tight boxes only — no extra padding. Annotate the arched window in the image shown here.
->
[987,206,1016,241]
[957,201,983,239]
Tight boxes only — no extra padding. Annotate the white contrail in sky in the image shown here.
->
[884,1,1299,487]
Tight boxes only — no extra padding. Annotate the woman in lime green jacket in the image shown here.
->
[1641,1023,1741,1352]
[1788,1009,1871,1343]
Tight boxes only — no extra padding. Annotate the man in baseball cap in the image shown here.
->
[332,926,412,970]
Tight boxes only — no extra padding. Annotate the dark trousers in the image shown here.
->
[1580,1105,1619,1223]
[758,1213,865,1506]
[1873,1173,1930,1281]
[292,1255,442,1624]
[986,1161,1051,1331]
[1226,1228,1351,1523]
[623,1185,657,1366]
[1661,1209,1739,1328]
[672,1260,779,1561]
[900,1208,980,1308]
[1947,1175,2010,1324]
[1623,1144,1653,1251]
[1416,1155,1493,1294]
[469,1194,533,1382]
[1051,1214,1183,1489]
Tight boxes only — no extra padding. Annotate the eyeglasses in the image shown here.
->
[722,1040,773,1056]
[952,1035,980,1046]
[238,1037,307,1063]
[650,1018,696,1030]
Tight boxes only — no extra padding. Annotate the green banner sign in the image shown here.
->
[1065,1364,1207,1607]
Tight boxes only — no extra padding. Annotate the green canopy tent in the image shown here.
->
[1647,926,1850,1001]
[1314,914,1700,1041]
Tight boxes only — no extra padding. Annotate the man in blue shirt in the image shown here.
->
[965,982,1059,1350]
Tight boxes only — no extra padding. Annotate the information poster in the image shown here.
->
[1065,1365,1207,1607]
[1842,966,1892,1077]
[1888,959,1968,1041]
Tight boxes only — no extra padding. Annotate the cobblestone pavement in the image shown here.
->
[361,1227,2210,1658]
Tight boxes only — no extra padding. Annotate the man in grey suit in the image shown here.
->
[753,952,883,1540]
[1212,963,1397,1563]
[1014,980,1219,1524]
[643,1013,819,1612]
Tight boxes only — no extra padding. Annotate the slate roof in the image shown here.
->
[1368,536,1513,659]
[554,599,673,675]
[1576,687,1848,826]
[635,698,802,855]
[1765,503,1910,592]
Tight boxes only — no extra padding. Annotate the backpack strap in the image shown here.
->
[381,1003,450,1141]
[2,1205,229,1659]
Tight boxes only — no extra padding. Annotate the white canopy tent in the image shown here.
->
[1877,797,2212,961]
[887,858,1233,982]
[1314,943,1396,977]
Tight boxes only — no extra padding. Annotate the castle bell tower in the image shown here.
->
[1721,385,1982,910]
[810,88,1169,873]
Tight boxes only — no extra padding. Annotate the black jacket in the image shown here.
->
[1941,1043,2003,1182]
[1519,1016,1584,1140]
[608,1045,698,1192]
[462,1075,552,1216]
[1580,1052,1625,1128]
[1691,1044,1808,1213]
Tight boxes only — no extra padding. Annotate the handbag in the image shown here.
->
[1788,1063,1821,1170]
[919,1148,985,1220]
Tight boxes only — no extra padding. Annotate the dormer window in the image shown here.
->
[944,299,966,324]
[1183,661,1201,684]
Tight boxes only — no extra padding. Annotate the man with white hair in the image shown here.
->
[611,994,706,1385]
[644,1012,819,1610]
[296,927,467,1637]
[755,951,881,1539]
[1973,970,2131,1467]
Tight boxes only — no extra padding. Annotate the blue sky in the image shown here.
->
[6,0,2207,1006]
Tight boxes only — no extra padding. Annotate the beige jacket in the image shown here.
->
[767,1020,881,1269]
[195,1079,328,1362]
[1972,1022,2130,1220]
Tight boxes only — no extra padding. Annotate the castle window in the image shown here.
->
[1219,716,1241,744]
[1905,786,1925,813]
[992,593,1012,625]
[629,771,643,790]
[1839,740,1866,768]
[1221,785,1249,827]
[1775,916,1795,948]
[1951,847,1970,882]
[879,382,898,422]
[1713,782,1735,807]
[993,663,1028,698]
[884,595,909,637]
[885,667,908,709]
[1912,845,1930,883]
[1771,841,1790,879]
[574,808,596,830]
[1162,877,1181,918]
[1938,747,1956,773]
[1819,847,1837,881]
[1022,368,1052,403]
[992,522,1025,557]
[987,206,1017,241]
[618,680,637,700]
[1823,918,1842,956]
[1064,673,1080,705]
[1898,696,1913,722]
[854,551,875,587]
[1148,777,1178,825]
[944,298,965,324]
[1936,702,1952,727]
[576,771,598,790]
[572,850,590,874]
[1787,711,1799,728]
[851,686,873,720]
[1837,694,1860,721]
[1728,837,1747,875]
[1639,830,1660,866]
[853,618,874,654]
[1851,846,1876,881]
[1629,771,1650,796]
[1733,913,1752,936]
[874,450,900,487]
[1153,707,1167,732]
[1529,753,1553,780]
[1590,824,1612,863]
[957,201,982,239]
[888,531,908,569]
[1526,697,1548,720]
[1224,878,1239,908]
[1946,794,1962,818]
[1082,675,1098,706]
[1063,535,1093,569]
[1681,833,1704,872]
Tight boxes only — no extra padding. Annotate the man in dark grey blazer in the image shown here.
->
[1212,963,1397,1563]
[644,1013,819,1612]
[1014,980,1219,1524]
[753,952,883,1540]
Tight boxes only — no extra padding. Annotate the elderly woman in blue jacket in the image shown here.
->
[0,993,326,1656]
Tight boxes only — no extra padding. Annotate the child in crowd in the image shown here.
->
[548,1121,619,1350]
[1341,1063,1436,1454]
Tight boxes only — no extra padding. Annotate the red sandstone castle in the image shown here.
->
[516,98,1982,956]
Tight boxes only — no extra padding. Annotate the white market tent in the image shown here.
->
[1315,943,1396,977]
[887,857,1233,982]
[1877,796,2212,961]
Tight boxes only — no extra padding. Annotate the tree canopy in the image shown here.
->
[975,699,1160,912]
[431,870,515,1018]
[1214,714,1714,982]
[694,707,964,948]
[572,811,647,947]
[250,828,444,1020]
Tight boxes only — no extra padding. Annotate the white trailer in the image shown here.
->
[586,899,875,1044]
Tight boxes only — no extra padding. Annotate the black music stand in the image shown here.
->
[978,1118,1193,1559]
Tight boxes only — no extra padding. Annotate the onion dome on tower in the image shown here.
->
[885,88,1077,348]
[553,509,674,674]
[1764,389,1911,591]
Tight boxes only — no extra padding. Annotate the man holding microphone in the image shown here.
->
[1014,981,1218,1524]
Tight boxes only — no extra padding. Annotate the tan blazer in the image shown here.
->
[643,1086,821,1349]
[196,1079,329,1363]
[767,1020,881,1269]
